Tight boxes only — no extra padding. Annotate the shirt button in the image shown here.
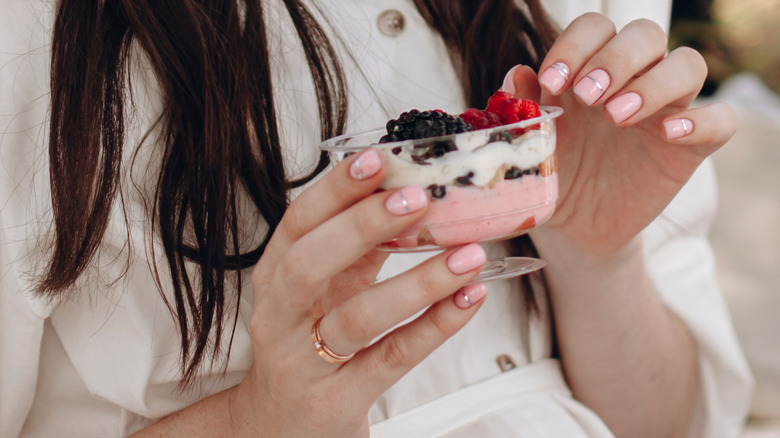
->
[377,10,405,37]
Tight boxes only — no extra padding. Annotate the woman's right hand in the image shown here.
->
[230,148,488,437]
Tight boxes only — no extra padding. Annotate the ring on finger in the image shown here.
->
[311,316,356,364]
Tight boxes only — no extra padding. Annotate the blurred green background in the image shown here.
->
[671,0,780,95]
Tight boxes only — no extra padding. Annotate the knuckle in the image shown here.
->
[280,203,305,241]
[424,306,457,339]
[675,46,708,78]
[277,251,309,289]
[628,18,667,43]
[381,336,414,369]
[571,12,613,32]
[350,208,381,241]
[337,300,375,344]
[711,103,738,140]
[622,19,668,56]
[413,264,446,301]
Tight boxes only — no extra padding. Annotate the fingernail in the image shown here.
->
[385,186,428,215]
[605,92,642,124]
[664,118,694,139]
[501,66,519,95]
[446,243,486,275]
[573,69,610,106]
[349,148,382,180]
[454,283,488,309]
[539,62,569,94]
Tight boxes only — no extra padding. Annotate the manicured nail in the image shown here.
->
[539,62,569,94]
[349,148,382,180]
[385,186,428,215]
[573,69,610,106]
[454,283,488,309]
[501,66,519,95]
[605,92,642,124]
[664,118,694,139]
[447,243,487,275]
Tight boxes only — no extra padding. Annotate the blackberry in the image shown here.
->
[379,109,473,144]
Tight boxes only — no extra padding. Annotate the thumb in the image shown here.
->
[500,64,542,101]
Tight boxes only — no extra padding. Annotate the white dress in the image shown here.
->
[0,1,752,437]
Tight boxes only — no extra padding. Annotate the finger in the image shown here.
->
[501,64,541,100]
[603,47,707,126]
[538,13,616,95]
[570,19,668,107]
[318,243,487,356]
[265,148,386,260]
[267,185,429,315]
[342,282,488,406]
[661,102,737,155]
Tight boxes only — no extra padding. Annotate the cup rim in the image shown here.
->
[319,105,563,153]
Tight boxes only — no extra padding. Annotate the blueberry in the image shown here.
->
[505,166,523,180]
[428,184,447,199]
[455,171,475,186]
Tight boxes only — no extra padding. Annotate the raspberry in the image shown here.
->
[485,91,515,115]
[459,108,502,130]
[379,109,473,143]
[486,91,541,125]
[461,91,542,134]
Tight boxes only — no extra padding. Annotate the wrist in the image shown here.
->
[531,227,644,271]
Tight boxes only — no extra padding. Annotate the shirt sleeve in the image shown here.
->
[0,2,56,435]
[642,159,754,438]
[0,229,51,438]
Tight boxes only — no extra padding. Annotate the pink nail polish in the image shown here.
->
[573,69,610,106]
[454,283,488,309]
[385,186,428,216]
[446,243,486,275]
[349,148,382,180]
[664,118,693,139]
[605,92,642,124]
[501,66,518,95]
[539,62,569,94]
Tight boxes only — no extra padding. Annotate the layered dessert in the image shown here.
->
[321,91,562,251]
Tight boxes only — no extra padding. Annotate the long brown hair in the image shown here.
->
[42,0,557,384]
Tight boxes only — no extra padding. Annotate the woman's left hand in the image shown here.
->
[505,13,736,257]
[501,14,723,436]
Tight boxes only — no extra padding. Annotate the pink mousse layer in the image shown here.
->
[382,172,558,250]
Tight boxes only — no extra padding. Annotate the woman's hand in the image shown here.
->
[228,149,488,437]
[502,13,719,436]
[506,13,736,258]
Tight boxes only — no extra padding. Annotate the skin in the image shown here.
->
[132,13,736,438]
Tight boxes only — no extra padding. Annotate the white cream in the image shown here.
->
[380,128,555,189]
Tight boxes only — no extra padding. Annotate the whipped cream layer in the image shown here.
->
[379,125,556,189]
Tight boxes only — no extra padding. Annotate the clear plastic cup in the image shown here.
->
[321,106,563,255]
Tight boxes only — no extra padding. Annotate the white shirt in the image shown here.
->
[0,1,752,437]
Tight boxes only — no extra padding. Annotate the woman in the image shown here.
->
[0,0,751,436]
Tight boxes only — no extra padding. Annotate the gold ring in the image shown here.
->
[311,316,356,364]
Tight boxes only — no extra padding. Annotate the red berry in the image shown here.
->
[518,99,541,119]
[485,91,515,115]
[460,91,542,133]
[459,108,502,129]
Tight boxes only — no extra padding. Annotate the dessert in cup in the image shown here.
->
[320,92,563,282]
